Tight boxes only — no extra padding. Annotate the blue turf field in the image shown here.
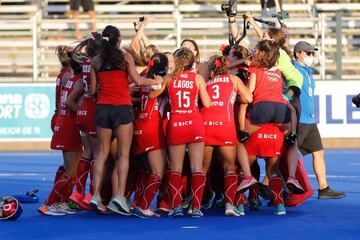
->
[0,150,359,240]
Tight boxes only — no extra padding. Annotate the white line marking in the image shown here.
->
[0,173,53,177]
[181,226,199,229]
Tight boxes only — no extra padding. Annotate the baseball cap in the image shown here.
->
[294,41,318,53]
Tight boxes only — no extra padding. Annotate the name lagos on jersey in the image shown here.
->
[173,79,193,89]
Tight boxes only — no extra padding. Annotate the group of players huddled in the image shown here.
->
[39,14,316,218]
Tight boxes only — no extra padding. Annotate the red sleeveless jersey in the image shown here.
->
[96,68,131,105]
[249,66,285,104]
[201,74,237,146]
[55,67,71,110]
[168,71,199,114]
[59,73,82,117]
[137,86,166,121]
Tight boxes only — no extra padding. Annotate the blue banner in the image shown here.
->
[0,83,55,140]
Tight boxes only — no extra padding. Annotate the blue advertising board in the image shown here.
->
[0,83,55,141]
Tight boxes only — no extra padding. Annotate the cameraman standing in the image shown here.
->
[261,0,282,19]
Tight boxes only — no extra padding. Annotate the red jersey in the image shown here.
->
[168,71,199,114]
[249,66,285,104]
[96,64,131,105]
[201,74,237,146]
[55,67,71,111]
[82,58,95,99]
[59,73,82,117]
[137,86,165,121]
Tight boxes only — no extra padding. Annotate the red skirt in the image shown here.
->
[76,97,96,136]
[167,113,205,145]
[51,115,82,151]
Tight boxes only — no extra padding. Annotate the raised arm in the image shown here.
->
[125,53,162,86]
[244,12,264,39]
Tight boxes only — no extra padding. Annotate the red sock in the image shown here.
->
[138,174,161,210]
[168,171,182,208]
[224,172,237,205]
[191,172,206,209]
[75,157,91,195]
[132,171,149,206]
[269,176,284,206]
[249,184,259,200]
[54,165,65,184]
[45,172,72,205]
[235,192,246,206]
[157,171,171,209]
[89,159,94,195]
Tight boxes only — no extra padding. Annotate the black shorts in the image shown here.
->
[297,123,324,156]
[94,104,134,129]
[250,101,291,125]
[70,0,95,11]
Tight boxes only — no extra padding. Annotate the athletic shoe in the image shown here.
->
[214,193,225,208]
[274,204,286,215]
[67,201,81,211]
[249,197,262,210]
[168,206,183,217]
[38,204,66,216]
[286,177,304,194]
[53,202,78,215]
[225,203,241,217]
[236,176,257,192]
[109,196,131,216]
[235,204,245,216]
[318,186,345,199]
[202,190,216,210]
[187,207,192,215]
[106,200,131,216]
[79,193,93,211]
[133,207,160,218]
[191,208,203,218]
[182,194,191,209]
[89,196,107,213]
[258,183,272,200]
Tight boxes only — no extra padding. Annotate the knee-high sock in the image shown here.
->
[89,158,94,195]
[269,176,284,206]
[132,171,149,206]
[224,172,237,205]
[235,192,246,206]
[191,172,206,209]
[157,171,171,209]
[181,175,188,196]
[45,172,73,205]
[249,184,259,200]
[54,165,65,184]
[138,174,161,210]
[168,171,182,208]
[75,157,91,195]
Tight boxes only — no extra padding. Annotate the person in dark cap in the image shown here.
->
[293,41,345,199]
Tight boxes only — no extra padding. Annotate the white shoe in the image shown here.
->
[225,203,241,217]
[53,202,78,215]
[110,196,131,216]
[38,204,66,216]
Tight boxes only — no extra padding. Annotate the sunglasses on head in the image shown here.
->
[305,51,315,56]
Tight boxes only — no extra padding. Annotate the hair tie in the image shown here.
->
[148,59,154,67]
[214,58,222,68]
[88,33,95,40]
[102,36,109,42]
[219,44,229,54]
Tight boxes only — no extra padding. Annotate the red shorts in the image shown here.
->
[51,115,82,151]
[76,97,97,136]
[245,124,284,158]
[167,113,205,145]
[133,118,167,155]
[50,112,58,132]
[203,114,236,146]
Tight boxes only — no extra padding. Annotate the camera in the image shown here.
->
[272,11,289,20]
[352,94,360,108]
[221,0,237,17]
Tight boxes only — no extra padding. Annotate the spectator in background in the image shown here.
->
[293,41,345,199]
[261,0,282,19]
[70,0,96,40]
